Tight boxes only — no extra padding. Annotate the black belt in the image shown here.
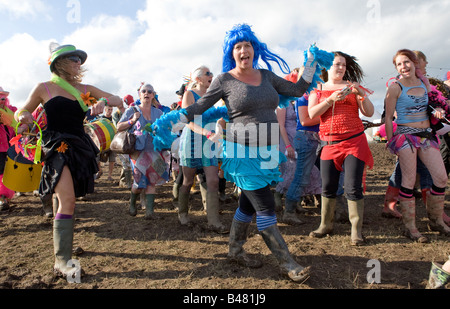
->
[322,131,364,146]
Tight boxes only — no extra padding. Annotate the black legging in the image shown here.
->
[238,185,275,216]
[321,154,365,201]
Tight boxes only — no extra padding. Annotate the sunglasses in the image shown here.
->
[205,71,213,77]
[141,89,154,94]
[67,56,82,63]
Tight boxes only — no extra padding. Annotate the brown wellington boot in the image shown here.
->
[206,191,228,234]
[399,197,428,243]
[425,192,450,236]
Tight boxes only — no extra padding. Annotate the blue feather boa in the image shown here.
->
[278,46,334,108]
[303,45,335,94]
[145,106,229,152]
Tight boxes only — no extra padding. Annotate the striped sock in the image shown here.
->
[234,207,253,223]
[399,187,413,199]
[256,213,277,231]
[431,184,446,196]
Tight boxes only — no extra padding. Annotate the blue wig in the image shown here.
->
[222,24,290,74]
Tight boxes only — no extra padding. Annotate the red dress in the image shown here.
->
[316,90,373,171]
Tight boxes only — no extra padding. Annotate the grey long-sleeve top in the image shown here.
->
[185,69,310,147]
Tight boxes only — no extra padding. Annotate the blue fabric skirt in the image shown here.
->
[179,127,218,168]
[221,141,286,191]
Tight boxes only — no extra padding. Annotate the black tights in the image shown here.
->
[321,155,365,200]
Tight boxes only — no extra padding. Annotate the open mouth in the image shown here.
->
[241,56,251,63]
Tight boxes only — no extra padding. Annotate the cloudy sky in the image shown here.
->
[1,0,449,117]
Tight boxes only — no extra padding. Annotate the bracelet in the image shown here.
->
[128,120,134,126]
[325,99,332,106]
[206,131,212,139]
[99,97,109,106]
[17,109,30,118]
[286,144,292,149]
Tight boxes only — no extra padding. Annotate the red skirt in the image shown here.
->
[321,132,374,172]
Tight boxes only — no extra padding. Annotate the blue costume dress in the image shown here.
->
[179,90,218,169]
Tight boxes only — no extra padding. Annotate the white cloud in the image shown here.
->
[0,0,50,19]
[1,0,449,114]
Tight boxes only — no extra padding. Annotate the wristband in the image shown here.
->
[206,131,212,139]
[17,109,30,118]
[285,144,292,149]
[99,97,109,106]
[128,120,134,126]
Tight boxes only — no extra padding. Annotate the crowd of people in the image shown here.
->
[0,23,449,288]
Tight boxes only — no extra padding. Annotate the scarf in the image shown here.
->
[50,74,89,112]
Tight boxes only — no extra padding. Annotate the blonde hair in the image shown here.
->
[53,58,86,83]
[187,65,209,90]
[413,50,427,62]
[139,83,159,107]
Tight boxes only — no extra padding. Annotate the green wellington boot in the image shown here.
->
[53,218,79,279]
[227,219,262,268]
[310,196,335,238]
[144,194,157,220]
[426,260,450,289]
[260,224,311,283]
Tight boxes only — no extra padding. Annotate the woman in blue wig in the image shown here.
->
[181,23,317,282]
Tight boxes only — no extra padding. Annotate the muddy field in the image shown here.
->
[0,142,449,294]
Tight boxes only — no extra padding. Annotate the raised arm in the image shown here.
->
[86,84,122,116]
[184,77,224,122]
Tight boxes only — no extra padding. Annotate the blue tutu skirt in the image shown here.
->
[221,141,286,191]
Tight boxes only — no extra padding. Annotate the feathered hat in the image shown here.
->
[0,87,9,97]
